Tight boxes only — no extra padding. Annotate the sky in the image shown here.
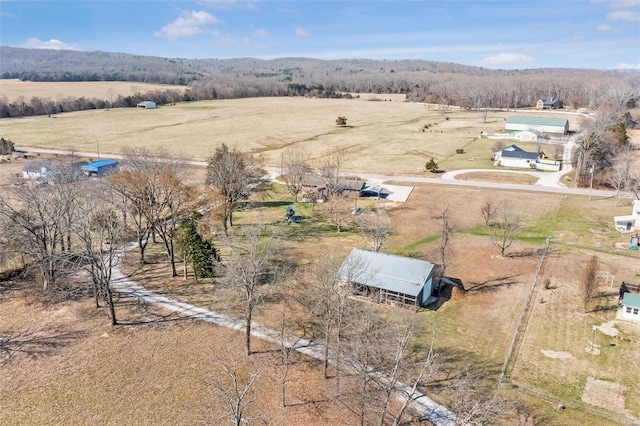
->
[0,0,639,70]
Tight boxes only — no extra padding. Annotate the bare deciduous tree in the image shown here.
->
[220,224,279,356]
[206,144,263,235]
[205,355,260,426]
[281,146,309,203]
[74,181,127,325]
[110,147,182,264]
[357,206,392,251]
[481,199,497,227]
[320,148,347,198]
[582,255,599,313]
[0,160,82,291]
[449,369,514,425]
[609,146,635,205]
[434,206,455,275]
[488,201,520,257]
[327,194,352,233]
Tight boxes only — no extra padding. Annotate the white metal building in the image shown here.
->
[137,101,157,109]
[505,115,569,135]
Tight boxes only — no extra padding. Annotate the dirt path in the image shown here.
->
[109,258,457,426]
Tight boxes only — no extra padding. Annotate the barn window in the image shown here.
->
[626,307,632,313]
[634,308,639,315]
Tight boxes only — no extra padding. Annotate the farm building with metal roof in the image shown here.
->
[505,115,569,135]
[336,248,442,310]
[80,159,118,176]
[137,101,156,109]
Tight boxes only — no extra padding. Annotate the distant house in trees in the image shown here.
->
[336,248,443,310]
[536,97,561,110]
[22,161,55,179]
[505,115,569,135]
[137,101,156,109]
[493,144,542,169]
[613,200,640,232]
[301,175,365,200]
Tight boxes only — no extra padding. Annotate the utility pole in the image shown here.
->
[588,165,594,200]
[96,139,101,160]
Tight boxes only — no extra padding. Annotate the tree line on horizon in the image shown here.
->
[0,46,638,118]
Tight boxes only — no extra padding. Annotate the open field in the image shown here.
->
[0,79,187,102]
[1,169,639,423]
[1,95,635,424]
[0,96,582,173]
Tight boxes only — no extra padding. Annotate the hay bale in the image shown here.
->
[450,286,466,300]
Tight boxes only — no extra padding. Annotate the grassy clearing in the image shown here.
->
[0,97,579,174]
[0,79,187,102]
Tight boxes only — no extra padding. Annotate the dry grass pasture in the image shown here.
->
[0,79,187,102]
[1,169,639,424]
[0,96,581,173]
[0,93,634,425]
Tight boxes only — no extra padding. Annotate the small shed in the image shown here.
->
[336,248,442,310]
[513,130,541,142]
[505,115,569,135]
[493,144,540,169]
[80,159,118,176]
[621,292,640,321]
[137,101,156,109]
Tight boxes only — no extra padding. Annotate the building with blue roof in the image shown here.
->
[80,159,118,176]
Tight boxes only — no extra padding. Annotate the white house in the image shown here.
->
[22,161,55,179]
[620,292,640,321]
[613,200,640,232]
[137,101,156,109]
[505,115,569,135]
[336,248,442,310]
[493,144,540,169]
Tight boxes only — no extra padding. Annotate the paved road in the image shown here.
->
[15,145,622,199]
[109,250,456,426]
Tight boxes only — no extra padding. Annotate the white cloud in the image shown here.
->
[253,28,269,38]
[22,37,77,50]
[615,62,640,69]
[154,10,220,40]
[295,27,310,37]
[197,0,258,10]
[597,24,618,32]
[606,10,640,21]
[480,53,534,66]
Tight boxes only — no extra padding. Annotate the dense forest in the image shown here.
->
[1,46,638,118]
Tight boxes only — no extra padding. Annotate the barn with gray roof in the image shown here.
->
[336,248,442,310]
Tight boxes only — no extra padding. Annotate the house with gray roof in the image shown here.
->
[536,97,561,110]
[493,144,541,169]
[336,248,442,310]
[505,115,569,135]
